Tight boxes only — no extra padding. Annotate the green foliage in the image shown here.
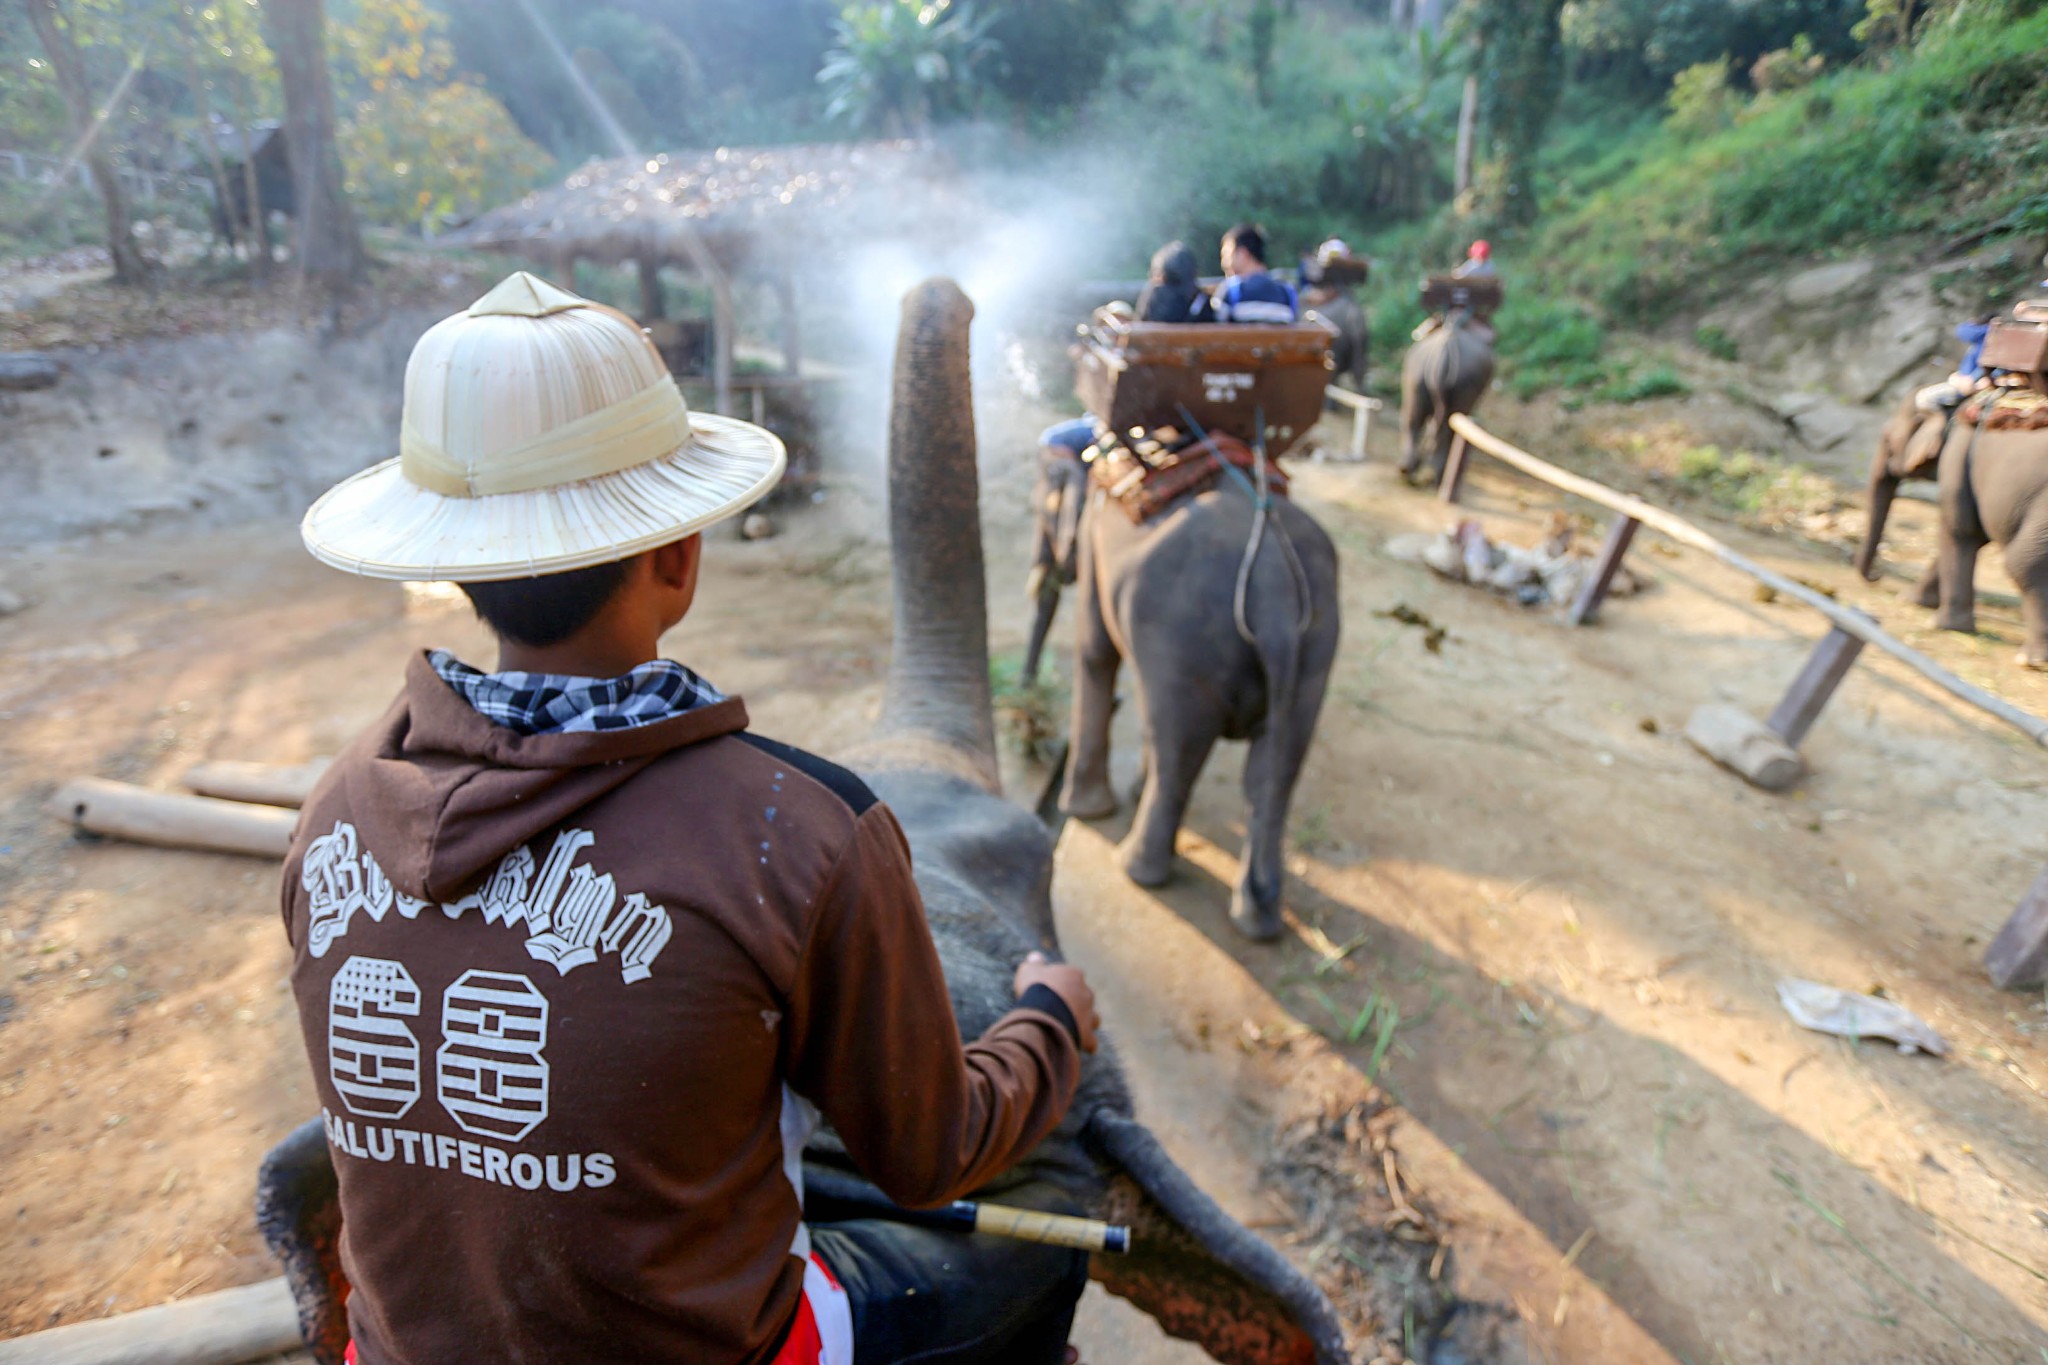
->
[1074,13,1462,259]
[1536,4,2048,322]
[1665,59,1739,137]
[437,0,716,156]
[1561,0,1864,90]
[330,0,551,227]
[1750,33,1825,91]
[817,1,999,135]
[1594,364,1690,402]
[1676,445,1785,513]
[978,0,1129,112]
[1495,293,1608,397]
[1693,324,1739,360]
[1466,0,1569,223]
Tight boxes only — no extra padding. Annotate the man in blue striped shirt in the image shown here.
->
[1206,223,1298,325]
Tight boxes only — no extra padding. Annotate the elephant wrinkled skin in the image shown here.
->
[1058,465,1342,943]
[1400,314,1495,488]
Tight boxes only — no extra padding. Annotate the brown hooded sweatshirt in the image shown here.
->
[281,654,1081,1365]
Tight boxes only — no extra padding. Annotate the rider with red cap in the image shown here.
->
[1453,240,1496,280]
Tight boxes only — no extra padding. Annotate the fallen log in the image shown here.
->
[0,1276,300,1365]
[182,758,332,809]
[1685,703,1804,791]
[49,778,297,859]
[0,352,61,392]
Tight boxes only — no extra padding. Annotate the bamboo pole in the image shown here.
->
[0,1275,299,1365]
[182,759,330,809]
[48,779,298,858]
[1446,413,2048,748]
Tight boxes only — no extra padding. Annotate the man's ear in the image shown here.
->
[651,535,701,589]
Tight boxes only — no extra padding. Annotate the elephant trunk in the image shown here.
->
[876,278,1000,789]
[1857,441,1899,582]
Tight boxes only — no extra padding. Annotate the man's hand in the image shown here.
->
[1014,951,1099,1054]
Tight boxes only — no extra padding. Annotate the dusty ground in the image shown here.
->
[2,372,2046,1363]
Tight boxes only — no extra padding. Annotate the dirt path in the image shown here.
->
[2,396,2045,1361]
[1107,431,2048,1364]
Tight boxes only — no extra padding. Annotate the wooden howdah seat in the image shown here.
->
[1982,314,2048,392]
[1420,273,1504,319]
[1071,311,1337,461]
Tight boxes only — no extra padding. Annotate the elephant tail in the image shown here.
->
[1085,1108,1350,1365]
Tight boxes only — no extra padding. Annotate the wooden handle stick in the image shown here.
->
[803,1166,1130,1254]
[48,778,298,859]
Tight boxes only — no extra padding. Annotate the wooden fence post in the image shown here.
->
[1987,864,2048,989]
[1765,623,1869,747]
[1439,434,1469,505]
[1566,515,1641,626]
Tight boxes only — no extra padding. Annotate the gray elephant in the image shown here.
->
[257,280,1354,1365]
[1304,288,1369,392]
[1922,397,2048,664]
[1058,451,1342,942]
[1857,386,2048,664]
[1399,313,1495,487]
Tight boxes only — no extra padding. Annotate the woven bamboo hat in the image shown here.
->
[301,271,785,582]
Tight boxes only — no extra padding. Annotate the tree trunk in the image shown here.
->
[261,0,363,291]
[22,0,147,284]
[226,72,273,279]
[1453,74,1477,196]
[178,42,238,254]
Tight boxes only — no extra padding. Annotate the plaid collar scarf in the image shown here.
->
[429,649,727,736]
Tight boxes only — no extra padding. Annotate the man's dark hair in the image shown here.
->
[1224,223,1267,266]
[460,559,629,648]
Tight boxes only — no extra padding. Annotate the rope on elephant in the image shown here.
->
[1446,413,2048,750]
[1174,405,1315,648]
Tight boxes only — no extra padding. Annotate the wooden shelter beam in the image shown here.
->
[776,271,802,376]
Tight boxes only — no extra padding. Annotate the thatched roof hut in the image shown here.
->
[443,141,952,415]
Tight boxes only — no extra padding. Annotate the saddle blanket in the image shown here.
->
[1960,387,2048,430]
[1090,430,1290,525]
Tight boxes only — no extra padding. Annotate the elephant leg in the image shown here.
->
[1399,384,1427,479]
[1021,579,1061,686]
[1915,556,1942,609]
[1117,690,1220,889]
[1935,532,1982,635]
[2002,513,2048,667]
[1060,551,1120,820]
[1231,639,1334,942]
[1428,408,1457,488]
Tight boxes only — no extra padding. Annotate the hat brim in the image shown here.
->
[300,414,787,582]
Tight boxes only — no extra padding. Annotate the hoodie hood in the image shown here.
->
[1152,240,1198,287]
[324,652,750,903]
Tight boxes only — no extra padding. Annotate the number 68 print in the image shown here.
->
[328,956,552,1143]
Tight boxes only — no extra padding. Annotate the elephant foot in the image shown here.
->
[2020,649,2048,671]
[1062,783,1118,821]
[1228,881,1284,943]
[1915,579,1941,610]
[1935,611,1977,635]
[1116,837,1174,889]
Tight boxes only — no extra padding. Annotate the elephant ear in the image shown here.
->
[1089,1171,1322,1365]
[255,1118,351,1365]
[1086,1111,1348,1365]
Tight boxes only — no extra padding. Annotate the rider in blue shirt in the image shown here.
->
[1207,224,1298,325]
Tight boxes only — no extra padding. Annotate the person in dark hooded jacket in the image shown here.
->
[1135,239,1208,323]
